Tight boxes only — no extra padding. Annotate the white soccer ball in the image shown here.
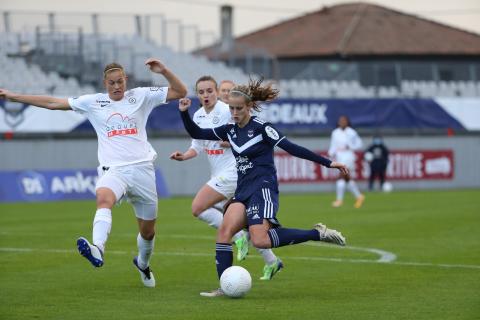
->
[220,266,252,298]
[382,182,393,193]
[364,152,374,162]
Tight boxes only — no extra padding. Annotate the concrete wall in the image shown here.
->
[1,135,479,196]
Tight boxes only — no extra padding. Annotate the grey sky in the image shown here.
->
[2,0,480,41]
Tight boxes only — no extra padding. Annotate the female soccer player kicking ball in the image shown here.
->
[177,78,348,297]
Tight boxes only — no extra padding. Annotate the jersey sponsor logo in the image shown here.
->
[236,156,254,174]
[106,113,138,138]
[265,126,279,140]
[206,149,224,155]
[149,87,161,91]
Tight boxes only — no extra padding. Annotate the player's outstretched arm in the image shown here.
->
[145,58,187,101]
[278,138,332,167]
[178,98,220,141]
[0,88,71,110]
[169,148,198,161]
[330,161,350,178]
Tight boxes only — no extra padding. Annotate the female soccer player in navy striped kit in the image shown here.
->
[178,78,348,297]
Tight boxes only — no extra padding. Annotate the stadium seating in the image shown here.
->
[0,43,95,97]
[0,31,249,94]
[276,78,480,98]
[2,31,479,98]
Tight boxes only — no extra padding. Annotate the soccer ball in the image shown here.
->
[382,182,393,193]
[220,266,252,298]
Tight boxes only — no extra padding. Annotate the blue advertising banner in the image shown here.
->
[117,98,466,132]
[2,97,474,133]
[0,168,169,203]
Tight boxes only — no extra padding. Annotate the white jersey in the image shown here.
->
[328,126,362,163]
[189,100,236,177]
[68,87,168,167]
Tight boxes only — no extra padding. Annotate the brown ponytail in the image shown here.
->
[230,77,279,112]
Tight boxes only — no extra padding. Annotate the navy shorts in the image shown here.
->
[233,185,281,227]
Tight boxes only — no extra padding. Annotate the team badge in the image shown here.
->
[265,126,279,140]
[212,116,220,124]
[128,97,136,104]
[247,130,254,138]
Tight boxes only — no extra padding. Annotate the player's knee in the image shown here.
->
[191,202,207,217]
[217,224,234,242]
[250,233,270,249]
[96,189,116,208]
[140,229,155,240]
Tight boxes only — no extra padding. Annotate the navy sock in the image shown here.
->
[215,243,233,279]
[268,228,319,248]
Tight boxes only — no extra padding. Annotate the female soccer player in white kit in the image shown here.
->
[328,115,365,208]
[169,76,283,280]
[0,59,187,287]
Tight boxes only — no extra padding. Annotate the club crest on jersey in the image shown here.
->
[212,116,220,124]
[128,97,136,104]
[265,126,279,140]
[247,130,254,138]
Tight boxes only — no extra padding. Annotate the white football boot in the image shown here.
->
[315,223,346,246]
[200,288,225,297]
[133,257,156,288]
[76,237,104,267]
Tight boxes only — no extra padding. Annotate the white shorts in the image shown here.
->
[206,170,237,199]
[336,152,356,171]
[96,161,158,220]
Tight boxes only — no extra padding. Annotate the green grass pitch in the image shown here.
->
[1,189,479,319]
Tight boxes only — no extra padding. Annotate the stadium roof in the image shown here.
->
[198,2,480,58]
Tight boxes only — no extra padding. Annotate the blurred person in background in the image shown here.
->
[0,58,187,288]
[218,80,235,103]
[364,135,389,191]
[328,115,365,208]
[170,76,283,281]
[178,78,347,297]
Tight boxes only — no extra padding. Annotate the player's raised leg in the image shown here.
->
[77,187,116,267]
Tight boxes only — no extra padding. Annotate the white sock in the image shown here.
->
[336,179,346,201]
[92,208,112,253]
[137,233,155,270]
[348,180,362,198]
[256,248,277,265]
[197,207,223,229]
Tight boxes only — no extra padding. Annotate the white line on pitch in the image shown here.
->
[1,247,479,270]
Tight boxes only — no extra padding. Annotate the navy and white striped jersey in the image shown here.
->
[212,116,284,200]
